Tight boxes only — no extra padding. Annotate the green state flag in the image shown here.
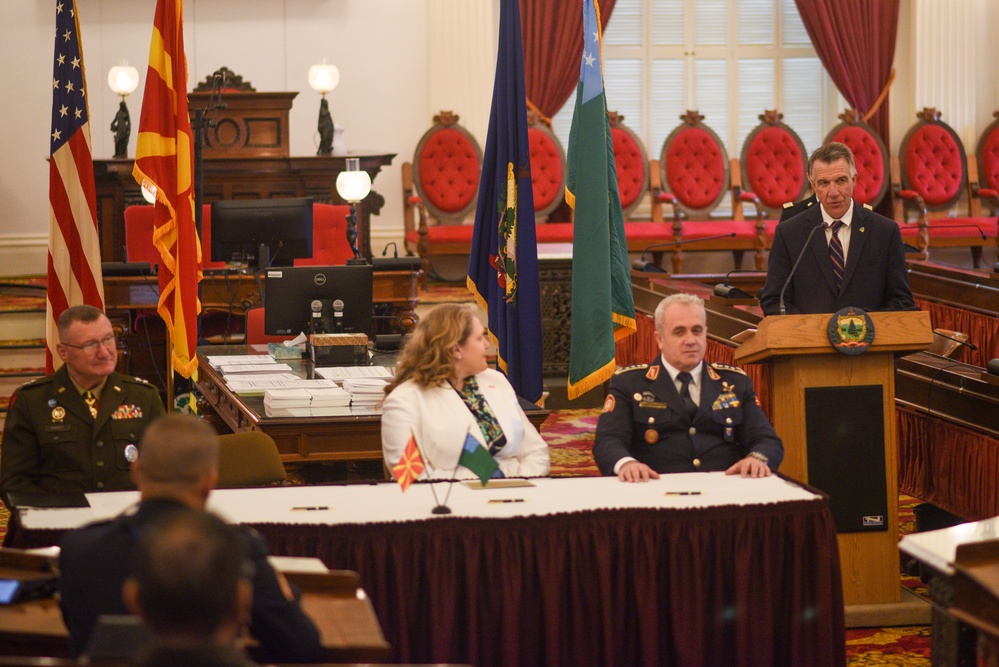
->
[459,432,499,485]
[565,0,636,400]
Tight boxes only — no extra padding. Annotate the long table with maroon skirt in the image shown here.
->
[8,474,844,667]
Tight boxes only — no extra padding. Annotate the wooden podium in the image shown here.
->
[734,311,933,606]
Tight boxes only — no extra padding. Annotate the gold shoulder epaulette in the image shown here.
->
[614,363,648,375]
[863,203,873,210]
[782,201,793,209]
[710,362,747,376]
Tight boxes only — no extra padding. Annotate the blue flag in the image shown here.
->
[467,0,544,404]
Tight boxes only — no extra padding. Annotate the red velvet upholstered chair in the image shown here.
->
[610,112,649,221]
[824,109,890,208]
[244,307,290,346]
[402,111,483,282]
[652,110,765,272]
[739,109,809,243]
[528,109,567,222]
[893,107,999,267]
[974,109,999,222]
[292,203,354,266]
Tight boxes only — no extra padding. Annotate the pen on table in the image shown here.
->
[488,499,526,504]
[664,492,701,496]
[291,506,329,511]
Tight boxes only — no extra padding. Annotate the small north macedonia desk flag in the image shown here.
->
[391,434,425,492]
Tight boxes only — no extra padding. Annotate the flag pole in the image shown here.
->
[408,429,448,513]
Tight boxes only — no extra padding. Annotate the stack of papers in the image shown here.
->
[306,387,351,407]
[218,362,294,376]
[342,378,388,408]
[314,366,394,381]
[263,388,313,409]
[264,386,351,409]
[224,375,305,395]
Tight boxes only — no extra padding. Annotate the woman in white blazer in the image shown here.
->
[381,304,550,480]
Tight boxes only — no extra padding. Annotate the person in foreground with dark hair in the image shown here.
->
[0,304,165,505]
[380,303,550,480]
[594,294,783,482]
[58,414,322,662]
[123,507,257,667]
[758,142,915,315]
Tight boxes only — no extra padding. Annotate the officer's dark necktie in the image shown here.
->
[828,220,845,291]
[84,390,98,419]
[677,372,697,420]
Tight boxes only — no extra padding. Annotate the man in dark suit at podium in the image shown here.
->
[759,142,914,315]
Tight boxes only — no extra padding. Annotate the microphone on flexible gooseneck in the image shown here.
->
[779,223,826,315]
[932,331,978,352]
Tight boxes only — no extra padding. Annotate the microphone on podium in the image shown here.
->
[632,233,738,273]
[779,223,826,315]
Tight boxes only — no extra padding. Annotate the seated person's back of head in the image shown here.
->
[122,506,257,667]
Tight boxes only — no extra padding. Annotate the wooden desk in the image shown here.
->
[103,269,421,334]
[0,570,389,662]
[900,518,999,667]
[8,477,845,667]
[101,270,420,396]
[94,153,396,262]
[194,346,550,472]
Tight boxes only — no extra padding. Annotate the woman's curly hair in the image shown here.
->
[384,303,476,395]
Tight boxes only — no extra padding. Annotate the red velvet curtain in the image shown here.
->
[793,1,899,215]
[521,0,616,120]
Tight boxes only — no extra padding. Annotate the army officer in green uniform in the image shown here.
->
[0,305,165,506]
[593,294,783,482]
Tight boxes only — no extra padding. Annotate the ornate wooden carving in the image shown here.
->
[917,107,943,123]
[193,66,254,92]
[433,110,460,127]
[608,110,625,127]
[837,108,862,124]
[759,109,784,125]
[680,109,706,126]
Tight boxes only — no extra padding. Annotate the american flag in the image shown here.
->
[46,0,105,371]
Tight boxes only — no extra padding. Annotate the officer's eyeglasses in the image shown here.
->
[61,334,117,354]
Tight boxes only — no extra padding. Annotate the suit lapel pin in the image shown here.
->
[859,227,865,233]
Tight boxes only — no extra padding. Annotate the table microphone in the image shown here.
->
[778,223,825,315]
[713,269,759,299]
[332,299,345,332]
[933,331,977,351]
[988,358,999,376]
[310,299,324,334]
[632,233,738,273]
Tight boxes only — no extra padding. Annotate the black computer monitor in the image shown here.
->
[264,264,374,336]
[210,198,313,269]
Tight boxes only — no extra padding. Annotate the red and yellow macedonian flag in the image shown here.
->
[133,0,201,378]
[391,433,425,492]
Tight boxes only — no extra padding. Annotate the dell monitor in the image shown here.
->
[264,264,374,337]
[210,198,313,269]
